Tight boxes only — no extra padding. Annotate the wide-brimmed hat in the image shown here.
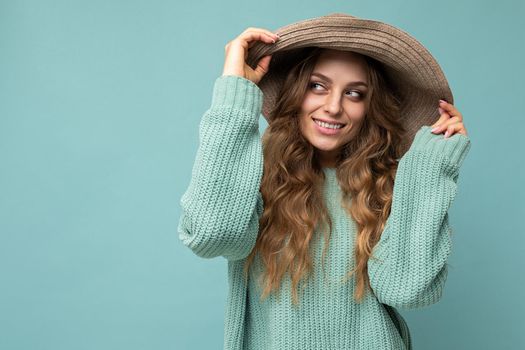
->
[245,12,453,154]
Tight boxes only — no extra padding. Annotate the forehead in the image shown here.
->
[313,49,368,79]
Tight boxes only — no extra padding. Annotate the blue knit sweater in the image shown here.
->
[178,75,471,349]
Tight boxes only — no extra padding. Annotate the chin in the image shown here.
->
[311,140,339,152]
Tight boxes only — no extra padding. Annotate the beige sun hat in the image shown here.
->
[245,12,453,155]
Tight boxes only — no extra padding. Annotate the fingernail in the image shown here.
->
[439,99,447,105]
[431,126,439,133]
[444,130,450,138]
[438,107,444,114]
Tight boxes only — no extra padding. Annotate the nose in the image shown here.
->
[323,91,343,116]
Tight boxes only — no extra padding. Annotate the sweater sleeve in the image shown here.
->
[367,125,471,310]
[177,75,265,261]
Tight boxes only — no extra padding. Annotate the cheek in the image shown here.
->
[300,94,320,111]
[348,105,367,122]
[298,115,310,136]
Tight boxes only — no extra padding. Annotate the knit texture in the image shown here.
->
[178,75,472,350]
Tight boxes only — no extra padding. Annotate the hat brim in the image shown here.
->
[246,13,453,153]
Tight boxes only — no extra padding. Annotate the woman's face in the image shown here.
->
[298,49,369,168]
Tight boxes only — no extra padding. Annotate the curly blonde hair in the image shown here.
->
[243,47,407,307]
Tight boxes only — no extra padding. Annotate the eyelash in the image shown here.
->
[309,82,364,98]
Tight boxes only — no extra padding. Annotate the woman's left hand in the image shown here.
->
[430,99,469,139]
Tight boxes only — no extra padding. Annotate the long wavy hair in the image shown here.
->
[243,47,407,307]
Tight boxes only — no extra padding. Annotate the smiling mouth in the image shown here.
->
[312,117,347,128]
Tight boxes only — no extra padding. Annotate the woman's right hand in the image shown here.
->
[222,27,280,85]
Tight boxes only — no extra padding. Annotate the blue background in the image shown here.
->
[1,0,523,349]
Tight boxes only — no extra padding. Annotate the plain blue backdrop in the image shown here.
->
[1,0,524,349]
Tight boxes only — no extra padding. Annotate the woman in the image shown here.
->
[178,13,471,350]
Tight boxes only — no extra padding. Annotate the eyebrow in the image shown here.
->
[311,72,368,88]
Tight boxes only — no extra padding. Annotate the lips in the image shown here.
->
[312,117,346,127]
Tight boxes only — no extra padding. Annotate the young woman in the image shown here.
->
[179,13,471,350]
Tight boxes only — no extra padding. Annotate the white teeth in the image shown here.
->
[314,119,344,129]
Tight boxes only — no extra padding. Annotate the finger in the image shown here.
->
[430,111,450,129]
[444,123,460,139]
[244,31,277,43]
[448,124,468,137]
[242,28,279,43]
[442,121,467,138]
[254,55,272,80]
[430,106,454,129]
[431,116,462,134]
[248,34,276,48]
[439,100,463,120]
[243,27,280,40]
[245,32,279,49]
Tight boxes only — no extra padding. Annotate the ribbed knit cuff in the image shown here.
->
[211,75,263,117]
[408,125,472,168]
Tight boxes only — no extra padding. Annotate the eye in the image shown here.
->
[309,81,364,99]
[346,90,363,98]
[309,82,324,90]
